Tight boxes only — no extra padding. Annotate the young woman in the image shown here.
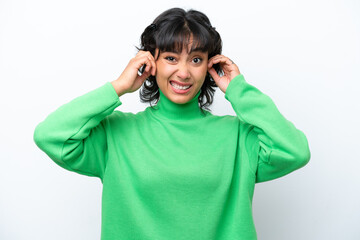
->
[34,7,310,240]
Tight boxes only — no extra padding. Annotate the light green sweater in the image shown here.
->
[34,74,310,240]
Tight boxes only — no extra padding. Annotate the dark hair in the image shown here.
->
[137,8,222,112]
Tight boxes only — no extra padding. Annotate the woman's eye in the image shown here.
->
[165,56,176,62]
[192,57,202,64]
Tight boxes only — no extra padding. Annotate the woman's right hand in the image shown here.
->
[111,50,157,97]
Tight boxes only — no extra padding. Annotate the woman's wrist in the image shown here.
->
[111,80,127,97]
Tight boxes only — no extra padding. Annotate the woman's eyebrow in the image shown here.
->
[161,50,180,54]
[160,48,206,55]
[189,47,205,53]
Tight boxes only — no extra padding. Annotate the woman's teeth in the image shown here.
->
[170,82,191,90]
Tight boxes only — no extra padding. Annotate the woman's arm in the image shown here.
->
[34,50,157,179]
[33,83,121,179]
[208,55,310,183]
[225,74,310,183]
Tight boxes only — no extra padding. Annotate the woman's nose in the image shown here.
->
[176,63,190,80]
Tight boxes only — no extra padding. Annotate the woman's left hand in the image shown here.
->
[207,55,241,93]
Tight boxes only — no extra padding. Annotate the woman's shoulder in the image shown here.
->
[102,109,148,126]
[205,111,255,131]
[204,110,240,124]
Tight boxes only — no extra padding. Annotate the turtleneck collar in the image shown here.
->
[149,89,206,121]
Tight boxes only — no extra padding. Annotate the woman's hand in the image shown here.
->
[112,51,157,97]
[207,55,241,93]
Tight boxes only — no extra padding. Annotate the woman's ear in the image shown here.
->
[154,48,160,60]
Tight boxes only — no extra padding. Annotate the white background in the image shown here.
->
[1,0,359,239]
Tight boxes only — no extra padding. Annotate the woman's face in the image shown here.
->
[155,45,208,104]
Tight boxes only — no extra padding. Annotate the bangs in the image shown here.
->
[155,20,213,54]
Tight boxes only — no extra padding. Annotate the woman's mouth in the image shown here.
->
[170,81,192,94]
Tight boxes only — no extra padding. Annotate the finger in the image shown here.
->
[135,50,152,62]
[136,54,151,72]
[208,54,222,61]
[211,56,231,66]
[208,55,222,68]
[135,51,157,76]
[133,54,147,69]
[147,55,157,76]
[138,70,151,82]
[225,58,234,66]
[135,50,147,58]
[214,58,235,74]
[142,52,156,76]
[144,58,152,73]
[208,67,221,83]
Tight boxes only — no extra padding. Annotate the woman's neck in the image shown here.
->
[151,89,205,121]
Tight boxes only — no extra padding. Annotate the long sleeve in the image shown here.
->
[33,82,121,179]
[225,74,310,183]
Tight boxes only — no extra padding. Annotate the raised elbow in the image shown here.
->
[290,130,311,168]
[33,122,59,159]
[290,140,311,169]
[33,123,45,150]
[297,147,310,167]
